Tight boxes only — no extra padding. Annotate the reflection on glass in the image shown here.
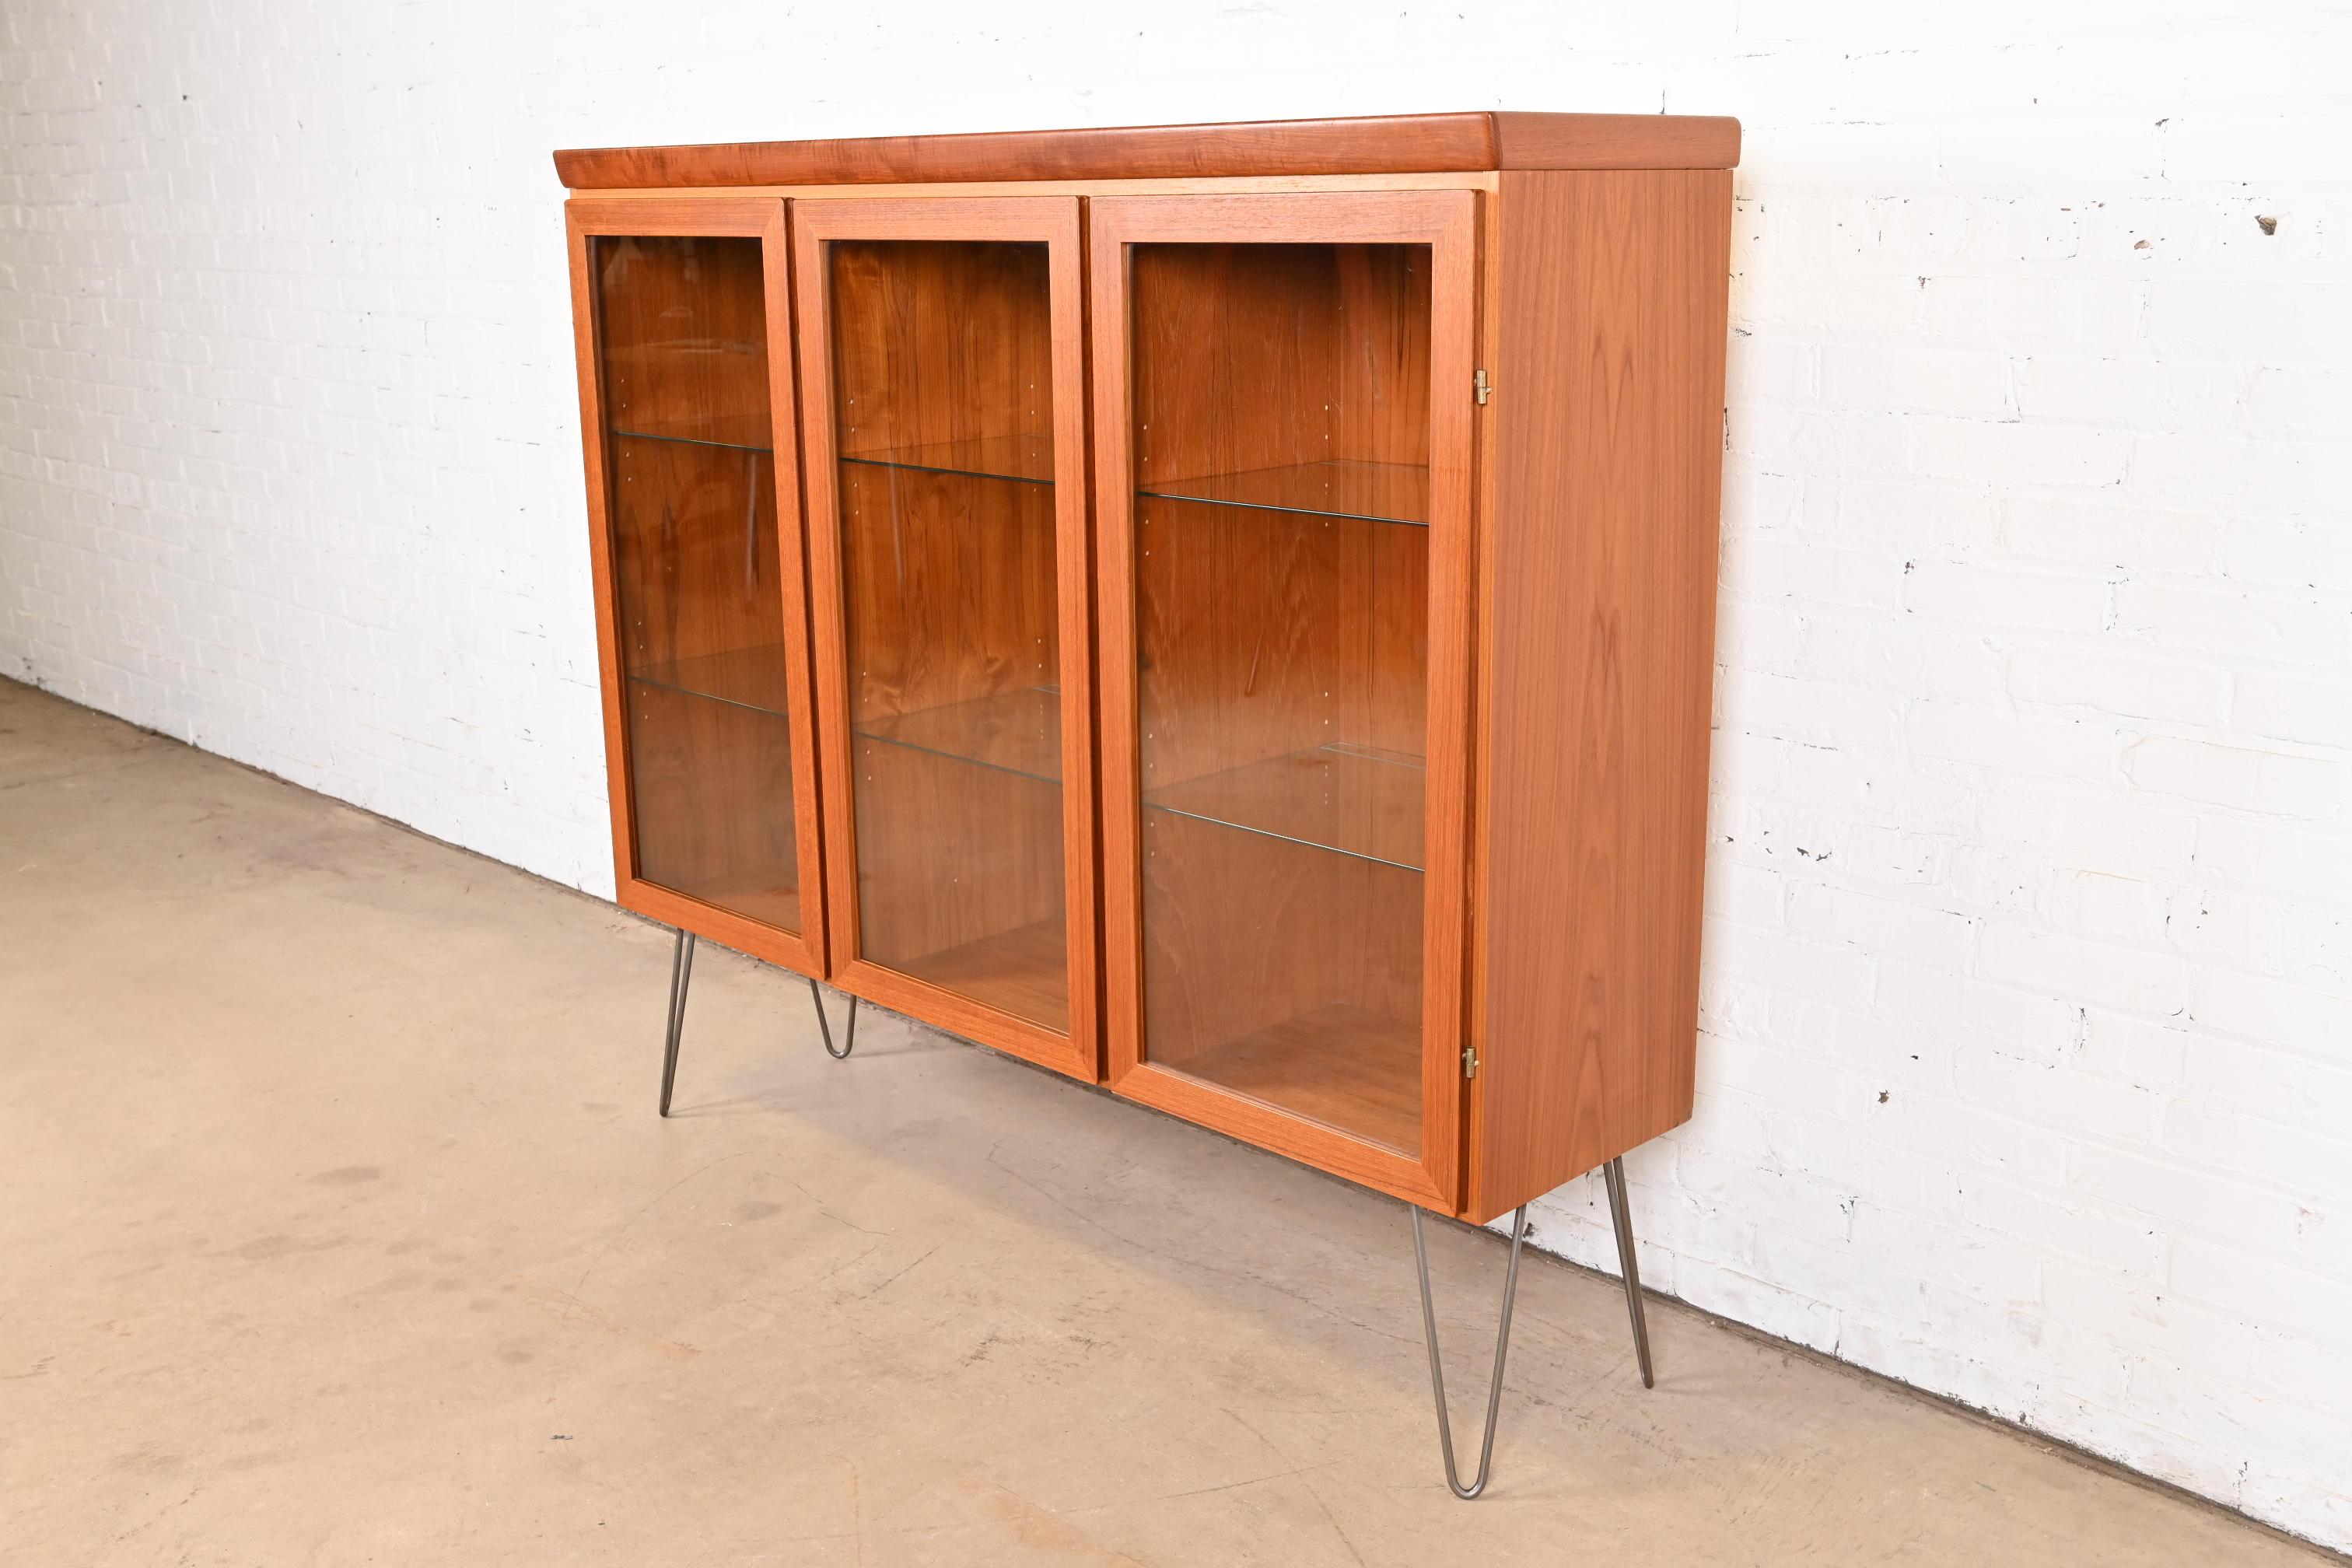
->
[595,235,800,932]
[1130,241,1434,1154]
[828,240,1069,1031]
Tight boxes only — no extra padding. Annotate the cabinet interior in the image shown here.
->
[826,239,1069,1031]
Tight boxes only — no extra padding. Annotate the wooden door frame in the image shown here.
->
[1089,189,1479,1213]
[789,196,1100,1083]
[565,195,828,978]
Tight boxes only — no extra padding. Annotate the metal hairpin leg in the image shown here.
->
[808,977,858,1059]
[1412,1202,1528,1500]
[1602,1157,1655,1388]
[657,929,696,1118]
[656,931,856,1114]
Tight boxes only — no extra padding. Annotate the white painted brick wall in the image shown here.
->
[2,0,2346,1548]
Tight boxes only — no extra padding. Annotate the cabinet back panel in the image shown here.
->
[606,436,787,670]
[830,240,1054,456]
[1141,807,1423,1037]
[1128,243,1430,479]
[849,740,1066,1028]
[834,464,1059,722]
[828,241,1059,723]
[1127,244,1432,792]
[627,682,800,913]
[595,236,774,446]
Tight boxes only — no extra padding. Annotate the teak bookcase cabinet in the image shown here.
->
[559,110,1735,1234]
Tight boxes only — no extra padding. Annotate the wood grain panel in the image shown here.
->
[593,234,771,444]
[606,436,785,696]
[1491,112,1741,174]
[555,113,1741,189]
[831,460,1059,738]
[1125,242,1433,786]
[829,240,1055,460]
[825,236,1059,724]
[1465,169,1733,1223]
[576,173,1503,203]
[793,198,1098,1081]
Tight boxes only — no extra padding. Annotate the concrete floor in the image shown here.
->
[0,677,2331,1568]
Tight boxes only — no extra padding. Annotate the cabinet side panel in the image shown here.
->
[1468,168,1731,1223]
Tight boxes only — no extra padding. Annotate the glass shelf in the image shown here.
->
[1143,743,1425,871]
[853,686,1062,783]
[611,414,775,453]
[1137,460,1428,527]
[841,434,1054,486]
[628,646,795,719]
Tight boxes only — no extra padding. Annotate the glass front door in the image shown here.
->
[573,201,822,971]
[1094,193,1477,1206]
[795,201,1095,1076]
